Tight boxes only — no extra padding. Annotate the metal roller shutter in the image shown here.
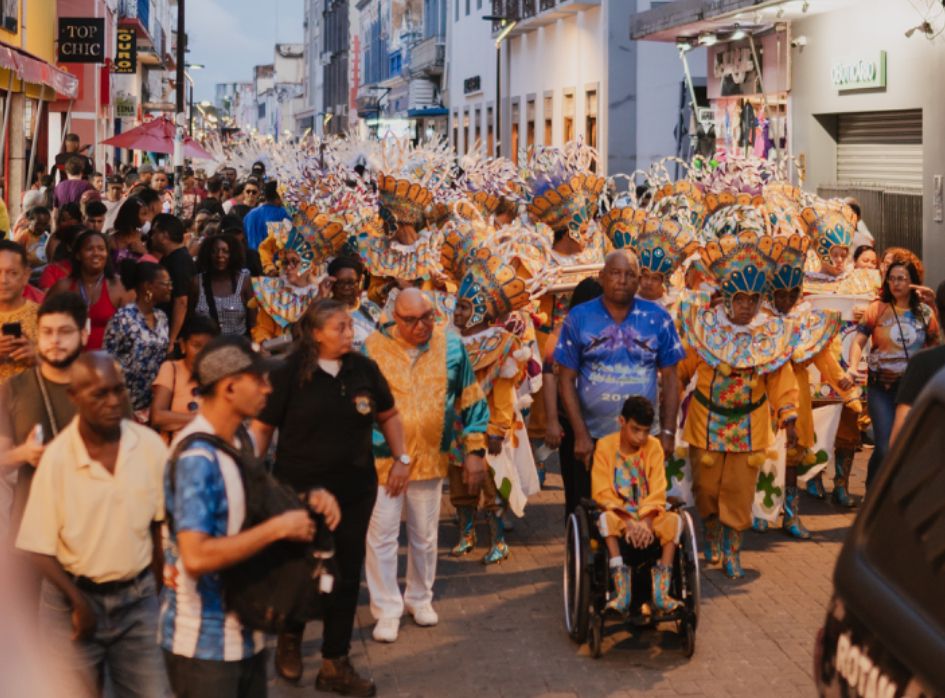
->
[837,109,922,192]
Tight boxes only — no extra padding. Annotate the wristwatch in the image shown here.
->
[397,454,412,466]
[661,428,675,437]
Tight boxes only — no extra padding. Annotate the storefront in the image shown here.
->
[631,0,945,285]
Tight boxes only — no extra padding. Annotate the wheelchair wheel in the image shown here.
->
[677,509,701,630]
[588,614,603,659]
[563,508,591,644]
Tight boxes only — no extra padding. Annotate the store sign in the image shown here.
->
[58,18,105,63]
[464,75,481,95]
[832,52,886,92]
[112,73,137,119]
[114,27,137,74]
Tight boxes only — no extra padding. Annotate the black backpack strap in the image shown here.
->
[166,430,255,533]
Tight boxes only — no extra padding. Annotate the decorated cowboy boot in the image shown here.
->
[481,511,510,565]
[702,516,722,565]
[721,525,745,579]
[450,507,477,557]
[782,485,812,539]
[650,563,682,613]
[832,450,857,508]
[805,472,827,499]
[752,516,769,533]
[605,564,632,614]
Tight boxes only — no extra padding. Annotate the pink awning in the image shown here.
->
[0,45,79,100]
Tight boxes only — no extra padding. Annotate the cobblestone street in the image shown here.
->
[272,454,867,698]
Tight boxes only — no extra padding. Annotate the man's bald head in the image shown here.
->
[69,352,127,438]
[395,287,432,315]
[599,250,640,308]
[393,288,436,347]
[70,351,123,391]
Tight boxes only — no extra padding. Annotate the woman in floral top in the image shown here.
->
[103,261,172,418]
[850,260,941,485]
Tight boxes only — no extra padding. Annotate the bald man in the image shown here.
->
[17,352,170,697]
[554,250,685,515]
[363,288,490,643]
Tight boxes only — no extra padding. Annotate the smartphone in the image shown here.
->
[1,322,22,338]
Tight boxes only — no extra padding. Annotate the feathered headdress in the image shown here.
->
[699,231,782,312]
[632,217,700,277]
[456,246,532,327]
[801,199,856,267]
[770,233,811,291]
[523,140,605,245]
[453,148,523,219]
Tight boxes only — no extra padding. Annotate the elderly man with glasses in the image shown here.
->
[362,288,489,643]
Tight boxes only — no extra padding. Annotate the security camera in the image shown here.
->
[791,35,808,47]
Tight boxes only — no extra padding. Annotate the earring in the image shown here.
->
[145,290,153,303]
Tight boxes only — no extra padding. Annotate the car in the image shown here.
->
[814,369,945,696]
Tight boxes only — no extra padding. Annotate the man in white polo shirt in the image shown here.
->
[16,352,169,697]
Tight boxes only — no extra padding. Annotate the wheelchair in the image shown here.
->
[563,498,700,658]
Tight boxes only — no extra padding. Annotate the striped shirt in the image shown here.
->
[158,415,266,661]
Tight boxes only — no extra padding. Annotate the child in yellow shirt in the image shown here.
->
[592,396,681,614]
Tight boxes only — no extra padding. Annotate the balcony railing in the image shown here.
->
[540,0,556,9]
[492,0,600,34]
[409,36,445,77]
[520,0,537,18]
[118,0,150,29]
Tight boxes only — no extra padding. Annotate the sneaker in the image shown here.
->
[372,617,399,643]
[406,604,439,627]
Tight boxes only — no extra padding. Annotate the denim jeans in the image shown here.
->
[39,573,169,698]
[866,378,899,487]
[163,650,267,698]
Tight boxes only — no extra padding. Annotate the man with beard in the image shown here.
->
[0,292,88,538]
[16,352,170,698]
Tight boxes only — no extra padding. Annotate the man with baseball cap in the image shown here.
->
[159,336,341,698]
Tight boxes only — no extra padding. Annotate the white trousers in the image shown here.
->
[365,477,443,620]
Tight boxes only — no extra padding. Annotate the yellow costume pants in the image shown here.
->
[597,509,681,547]
[833,404,862,452]
[690,447,761,532]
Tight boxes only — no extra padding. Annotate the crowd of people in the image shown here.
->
[1,133,943,698]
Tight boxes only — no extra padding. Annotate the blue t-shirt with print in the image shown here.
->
[553,296,685,438]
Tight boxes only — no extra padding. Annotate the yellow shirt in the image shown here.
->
[0,300,38,385]
[16,418,168,582]
[591,433,667,519]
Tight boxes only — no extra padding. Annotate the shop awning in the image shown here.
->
[0,44,79,99]
[407,107,448,118]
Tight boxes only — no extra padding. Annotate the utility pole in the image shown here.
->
[174,0,186,216]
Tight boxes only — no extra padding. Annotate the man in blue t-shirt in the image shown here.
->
[160,337,340,698]
[242,180,290,251]
[555,250,684,469]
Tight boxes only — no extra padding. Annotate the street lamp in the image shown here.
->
[184,63,204,136]
[483,14,517,158]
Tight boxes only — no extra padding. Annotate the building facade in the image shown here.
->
[354,0,447,141]
[632,0,945,285]
[446,0,700,176]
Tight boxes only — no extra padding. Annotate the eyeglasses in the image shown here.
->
[395,310,436,327]
[244,188,258,195]
[887,275,911,284]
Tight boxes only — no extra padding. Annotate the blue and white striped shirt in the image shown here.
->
[158,415,266,661]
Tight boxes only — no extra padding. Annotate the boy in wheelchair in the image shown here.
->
[591,396,682,615]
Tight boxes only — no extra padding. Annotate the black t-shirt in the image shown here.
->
[258,351,395,502]
[896,345,945,406]
[51,152,93,182]
[159,247,196,317]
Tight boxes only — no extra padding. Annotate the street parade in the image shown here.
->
[2,1,945,697]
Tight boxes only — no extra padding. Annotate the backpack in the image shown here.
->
[167,428,336,633]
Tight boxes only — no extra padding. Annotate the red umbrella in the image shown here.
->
[100,116,212,160]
